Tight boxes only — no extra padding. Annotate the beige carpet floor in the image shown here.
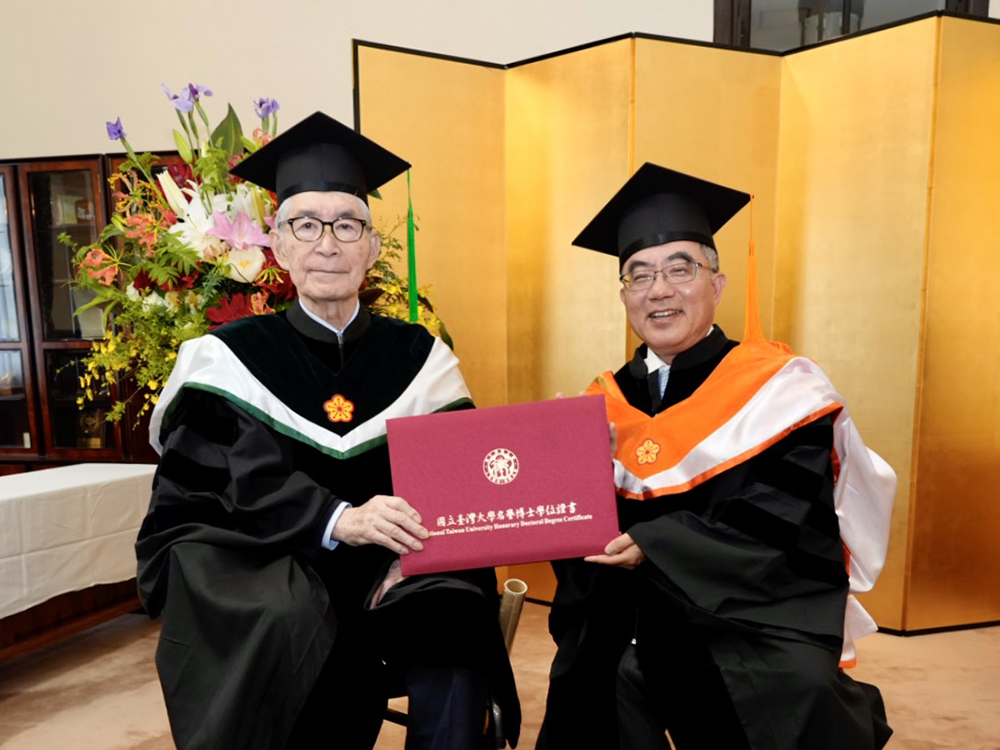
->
[0,603,997,749]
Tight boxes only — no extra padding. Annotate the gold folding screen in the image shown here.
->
[772,20,940,628]
[354,47,508,408]
[908,18,1000,630]
[633,40,783,341]
[504,41,634,404]
[355,15,1000,631]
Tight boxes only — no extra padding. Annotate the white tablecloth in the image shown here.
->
[0,463,156,619]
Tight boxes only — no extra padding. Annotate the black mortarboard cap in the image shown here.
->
[573,162,751,266]
[230,111,410,205]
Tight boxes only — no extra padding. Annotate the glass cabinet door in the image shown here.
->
[23,163,105,340]
[18,159,121,459]
[44,350,115,450]
[1,170,22,342]
[0,165,38,454]
[0,350,33,449]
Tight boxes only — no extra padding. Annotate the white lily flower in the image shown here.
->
[209,190,232,215]
[169,187,220,259]
[229,184,255,220]
[223,247,266,283]
[249,186,270,227]
[233,184,272,231]
[156,172,189,219]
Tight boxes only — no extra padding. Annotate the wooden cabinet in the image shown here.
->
[0,156,154,471]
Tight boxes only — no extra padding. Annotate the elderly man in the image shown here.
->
[538,164,894,749]
[136,112,518,750]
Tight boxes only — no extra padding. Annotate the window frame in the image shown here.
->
[714,0,991,49]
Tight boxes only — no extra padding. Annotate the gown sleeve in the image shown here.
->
[136,388,342,616]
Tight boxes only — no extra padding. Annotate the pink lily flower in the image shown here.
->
[205,211,270,250]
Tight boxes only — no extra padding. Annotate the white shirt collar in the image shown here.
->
[299,300,360,336]
[644,348,670,376]
[644,324,716,375]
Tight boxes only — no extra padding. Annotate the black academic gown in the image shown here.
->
[538,327,889,750]
[137,303,519,750]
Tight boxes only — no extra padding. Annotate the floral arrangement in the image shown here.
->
[68,83,442,422]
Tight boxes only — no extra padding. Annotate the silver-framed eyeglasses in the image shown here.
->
[279,216,369,243]
[620,260,714,292]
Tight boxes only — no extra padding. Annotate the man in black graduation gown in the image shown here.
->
[136,112,518,750]
[537,164,895,749]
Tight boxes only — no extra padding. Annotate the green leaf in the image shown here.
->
[57,232,77,250]
[73,295,111,315]
[102,223,125,239]
[210,104,244,157]
[438,320,454,350]
[172,130,193,163]
[100,303,118,328]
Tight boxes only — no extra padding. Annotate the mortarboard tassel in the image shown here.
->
[406,169,419,323]
[742,193,765,344]
[736,194,792,357]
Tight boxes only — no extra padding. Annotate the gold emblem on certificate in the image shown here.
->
[483,448,519,485]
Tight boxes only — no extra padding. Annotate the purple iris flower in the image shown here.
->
[105,117,126,141]
[253,97,280,119]
[188,84,213,101]
[162,83,194,113]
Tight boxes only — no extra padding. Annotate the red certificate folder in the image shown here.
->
[388,395,619,576]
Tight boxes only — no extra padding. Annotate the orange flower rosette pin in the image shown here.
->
[323,394,355,423]
[635,438,661,465]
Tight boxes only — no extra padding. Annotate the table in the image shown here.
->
[0,463,156,620]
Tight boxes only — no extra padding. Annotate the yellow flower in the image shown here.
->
[167,351,177,360]
[148,379,159,390]
[323,394,355,423]
[636,438,661,466]
[151,395,159,405]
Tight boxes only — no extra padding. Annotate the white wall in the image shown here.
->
[0,0,711,159]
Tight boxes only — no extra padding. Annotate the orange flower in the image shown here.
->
[636,438,661,465]
[249,290,273,316]
[323,394,354,423]
[88,265,117,286]
[80,247,109,268]
[79,248,117,286]
[125,213,159,254]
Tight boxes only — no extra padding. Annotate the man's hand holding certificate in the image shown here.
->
[387,395,619,575]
